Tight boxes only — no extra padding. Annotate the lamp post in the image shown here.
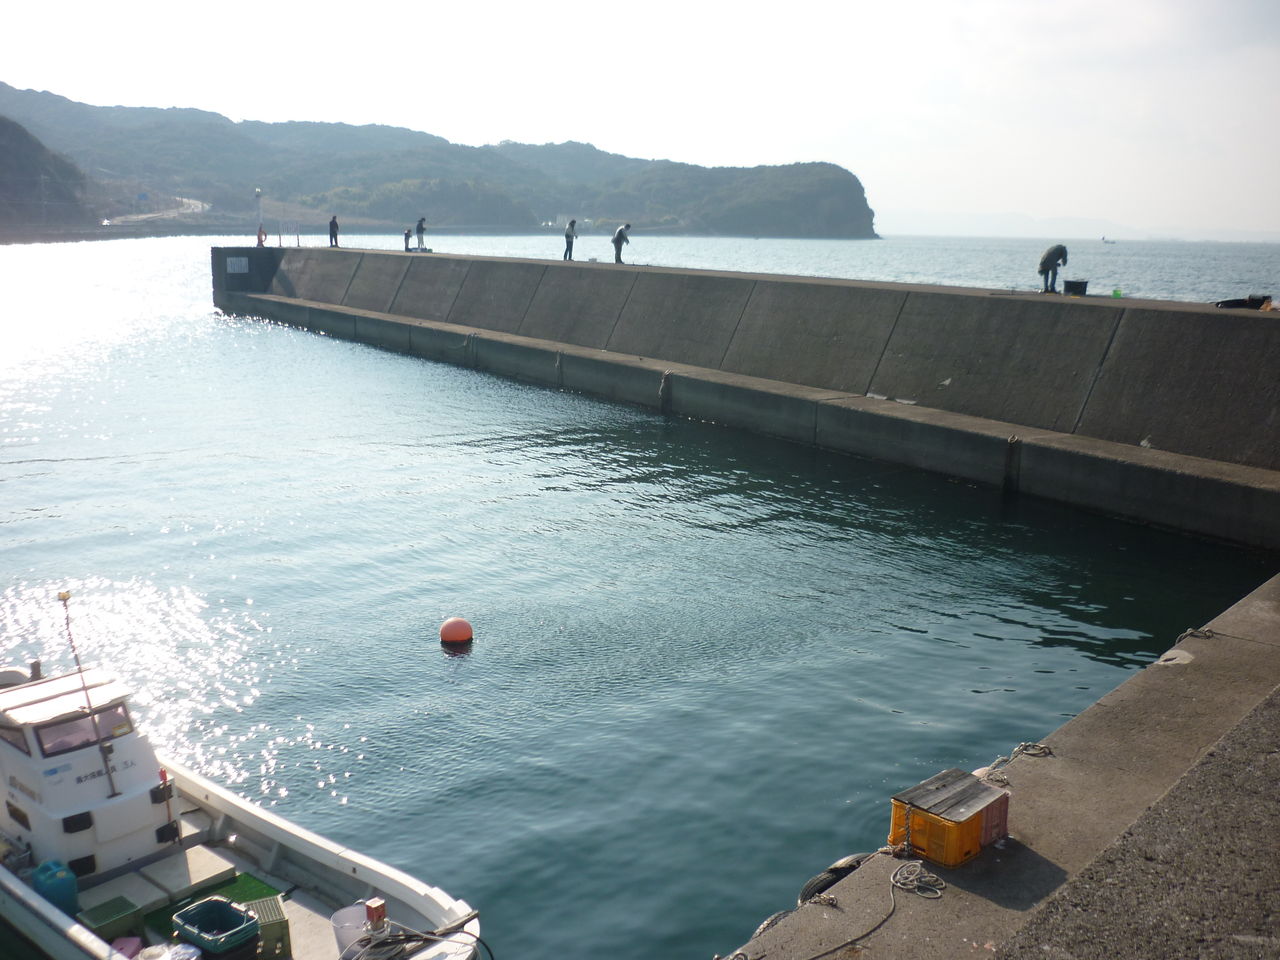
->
[255,187,263,228]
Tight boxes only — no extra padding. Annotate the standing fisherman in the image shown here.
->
[1038,244,1068,293]
[612,223,630,264]
[564,219,577,260]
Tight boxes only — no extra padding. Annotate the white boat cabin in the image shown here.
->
[0,667,176,884]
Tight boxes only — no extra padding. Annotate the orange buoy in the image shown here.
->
[439,617,474,644]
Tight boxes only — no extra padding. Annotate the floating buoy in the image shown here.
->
[439,617,474,645]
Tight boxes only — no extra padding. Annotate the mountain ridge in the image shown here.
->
[0,82,877,238]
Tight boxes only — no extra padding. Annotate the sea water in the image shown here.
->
[0,235,1275,960]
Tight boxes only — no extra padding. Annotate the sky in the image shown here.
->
[6,0,1280,240]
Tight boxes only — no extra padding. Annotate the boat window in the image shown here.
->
[0,724,30,755]
[35,703,133,758]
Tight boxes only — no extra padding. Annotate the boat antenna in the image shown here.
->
[58,590,121,798]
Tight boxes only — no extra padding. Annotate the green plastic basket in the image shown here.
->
[172,895,260,953]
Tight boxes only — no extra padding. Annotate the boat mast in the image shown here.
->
[58,590,122,798]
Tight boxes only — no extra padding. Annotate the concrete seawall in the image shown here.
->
[212,246,1280,550]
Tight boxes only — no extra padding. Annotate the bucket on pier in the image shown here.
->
[1063,279,1088,296]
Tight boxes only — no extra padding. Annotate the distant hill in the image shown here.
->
[0,115,93,225]
[0,82,877,238]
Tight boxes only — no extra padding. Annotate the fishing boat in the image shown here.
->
[0,658,482,960]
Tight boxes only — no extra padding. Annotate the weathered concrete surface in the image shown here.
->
[521,264,636,347]
[606,270,755,369]
[666,371,858,446]
[719,279,905,392]
[816,397,1024,489]
[731,571,1280,960]
[448,259,546,334]
[868,292,1118,433]
[557,351,666,408]
[342,252,410,315]
[267,247,359,304]
[389,255,470,322]
[996,686,1280,959]
[1017,433,1280,550]
[1079,307,1280,470]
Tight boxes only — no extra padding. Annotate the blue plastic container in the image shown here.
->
[172,896,259,954]
[33,860,79,916]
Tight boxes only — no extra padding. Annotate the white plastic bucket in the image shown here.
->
[331,903,369,958]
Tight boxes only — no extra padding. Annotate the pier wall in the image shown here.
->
[211,247,1280,550]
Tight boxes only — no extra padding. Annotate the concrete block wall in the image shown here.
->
[211,247,1280,548]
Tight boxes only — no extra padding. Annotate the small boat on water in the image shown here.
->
[0,660,481,960]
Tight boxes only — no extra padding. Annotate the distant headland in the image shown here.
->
[0,81,877,242]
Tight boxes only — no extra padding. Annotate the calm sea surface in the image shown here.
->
[1,235,1276,959]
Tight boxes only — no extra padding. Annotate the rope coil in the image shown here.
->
[980,741,1052,786]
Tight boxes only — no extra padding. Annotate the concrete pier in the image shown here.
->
[732,570,1280,959]
[212,246,1280,550]
[212,247,1280,958]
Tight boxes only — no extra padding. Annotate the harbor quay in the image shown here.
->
[211,246,1280,551]
[212,247,1280,958]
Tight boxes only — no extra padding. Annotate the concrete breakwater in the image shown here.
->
[211,246,1280,550]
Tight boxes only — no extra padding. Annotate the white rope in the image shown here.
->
[890,859,946,899]
[980,741,1052,785]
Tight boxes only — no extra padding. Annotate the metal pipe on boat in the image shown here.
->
[159,767,179,844]
[58,590,121,798]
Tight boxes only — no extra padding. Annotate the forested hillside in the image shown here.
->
[0,82,877,238]
[0,116,93,225]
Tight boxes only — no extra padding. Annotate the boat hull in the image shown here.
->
[1,755,477,960]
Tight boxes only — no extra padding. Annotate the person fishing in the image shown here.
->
[564,219,577,260]
[612,223,630,264]
[1038,244,1068,293]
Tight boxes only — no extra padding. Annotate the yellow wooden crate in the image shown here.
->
[888,768,1009,869]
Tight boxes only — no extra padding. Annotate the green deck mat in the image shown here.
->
[143,871,283,939]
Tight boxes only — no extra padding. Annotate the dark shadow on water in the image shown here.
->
[441,640,473,658]
[531,413,1278,667]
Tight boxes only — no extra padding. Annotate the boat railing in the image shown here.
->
[161,756,474,928]
[0,865,123,960]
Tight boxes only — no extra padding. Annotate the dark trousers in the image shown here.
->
[564,239,573,261]
[1041,265,1058,291]
[613,241,623,263]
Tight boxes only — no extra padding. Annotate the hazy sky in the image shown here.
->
[7,0,1279,239]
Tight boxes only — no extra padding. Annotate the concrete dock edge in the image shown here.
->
[212,250,1280,552]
